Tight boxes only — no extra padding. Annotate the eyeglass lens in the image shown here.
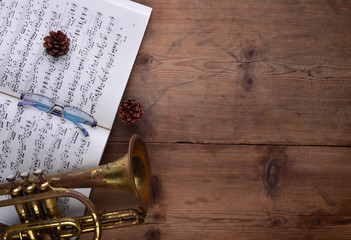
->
[21,93,55,112]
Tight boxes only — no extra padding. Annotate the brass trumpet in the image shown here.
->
[0,134,152,240]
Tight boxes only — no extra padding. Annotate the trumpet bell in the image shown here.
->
[129,134,152,211]
[48,134,152,211]
[107,134,152,211]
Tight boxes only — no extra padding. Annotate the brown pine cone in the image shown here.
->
[118,99,144,124]
[43,30,70,57]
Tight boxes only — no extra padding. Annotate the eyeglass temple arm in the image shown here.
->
[66,119,90,137]
[64,112,97,127]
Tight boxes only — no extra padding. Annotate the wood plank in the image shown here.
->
[83,142,351,240]
[108,0,351,146]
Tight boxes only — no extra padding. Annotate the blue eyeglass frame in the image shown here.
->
[18,93,97,137]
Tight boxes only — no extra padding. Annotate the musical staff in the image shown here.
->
[0,0,127,115]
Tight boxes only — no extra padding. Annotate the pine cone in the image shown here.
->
[118,99,144,124]
[43,30,70,57]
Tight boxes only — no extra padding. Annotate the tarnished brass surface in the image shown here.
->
[78,209,146,232]
[2,217,81,240]
[0,189,102,240]
[0,134,152,240]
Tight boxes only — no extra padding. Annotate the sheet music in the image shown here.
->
[0,0,151,129]
[0,0,151,226]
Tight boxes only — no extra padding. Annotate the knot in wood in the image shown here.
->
[267,159,280,188]
[136,53,153,67]
[145,227,161,240]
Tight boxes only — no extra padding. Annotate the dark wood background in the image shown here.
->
[2,0,351,239]
[89,0,351,239]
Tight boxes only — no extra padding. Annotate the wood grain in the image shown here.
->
[83,142,351,240]
[92,0,351,239]
[2,0,351,239]
[109,0,351,146]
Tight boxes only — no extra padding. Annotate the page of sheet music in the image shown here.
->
[0,0,151,226]
[0,0,151,129]
[0,94,110,225]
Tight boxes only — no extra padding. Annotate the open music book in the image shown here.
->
[0,0,151,225]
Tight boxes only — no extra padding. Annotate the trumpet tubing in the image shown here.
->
[0,134,152,240]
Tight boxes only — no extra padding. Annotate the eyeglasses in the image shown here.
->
[18,93,97,137]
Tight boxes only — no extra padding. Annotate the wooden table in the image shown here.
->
[87,0,351,239]
[3,0,350,239]
[85,1,351,239]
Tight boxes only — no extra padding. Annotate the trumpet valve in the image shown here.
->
[20,172,30,186]
[6,174,22,197]
[34,169,50,192]
[6,174,16,189]
[20,172,37,195]
[34,169,45,184]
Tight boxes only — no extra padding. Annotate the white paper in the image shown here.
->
[0,0,151,226]
[0,0,151,129]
